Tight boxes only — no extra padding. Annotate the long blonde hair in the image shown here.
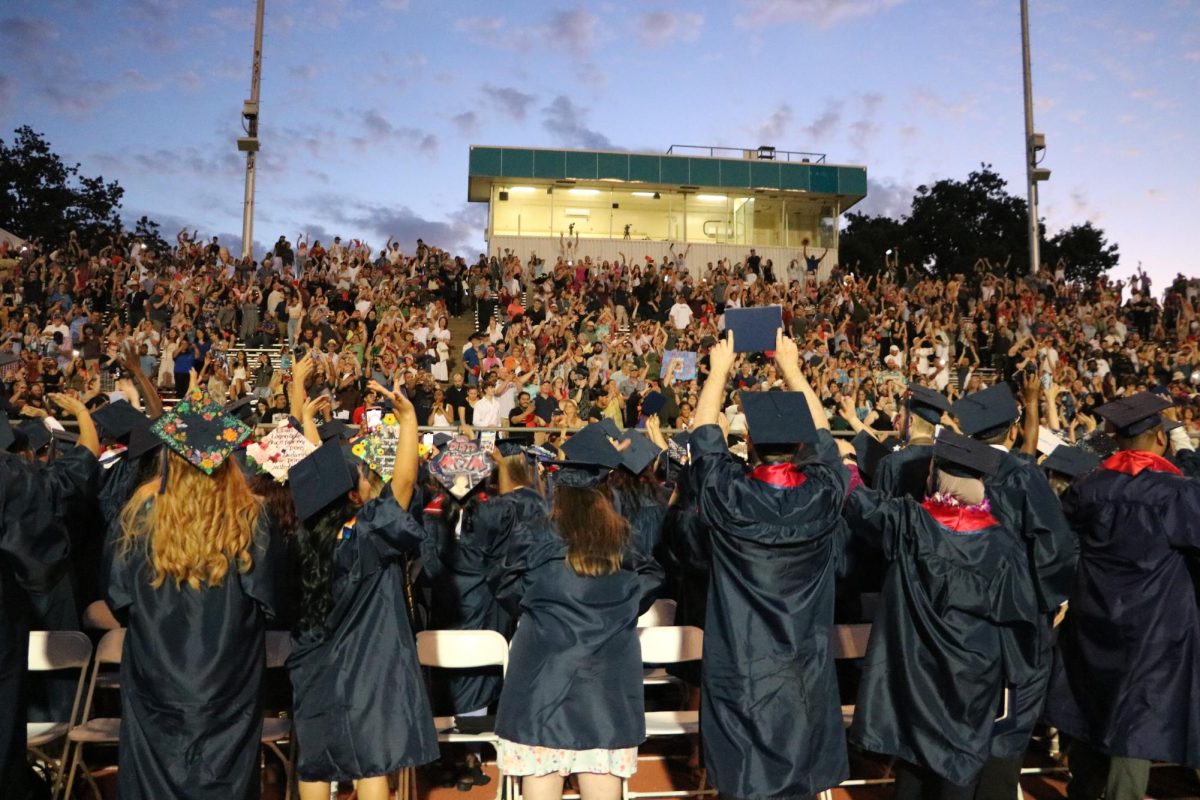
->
[119,451,263,590]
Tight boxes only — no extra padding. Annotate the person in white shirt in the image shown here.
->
[472,379,503,427]
[668,297,693,330]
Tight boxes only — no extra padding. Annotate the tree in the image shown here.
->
[0,126,124,247]
[1043,221,1119,283]
[133,215,171,255]
[904,164,1032,278]
[837,212,910,276]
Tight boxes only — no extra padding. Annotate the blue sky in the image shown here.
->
[1,0,1197,287]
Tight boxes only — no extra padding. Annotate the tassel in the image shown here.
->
[158,450,169,494]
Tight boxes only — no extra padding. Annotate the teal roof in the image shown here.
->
[468,146,867,208]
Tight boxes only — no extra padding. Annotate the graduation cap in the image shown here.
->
[741,391,817,446]
[288,439,357,521]
[245,421,318,483]
[18,420,51,452]
[667,431,690,465]
[951,384,1019,439]
[51,428,79,446]
[934,429,1003,477]
[317,419,355,442]
[495,439,526,458]
[1041,446,1100,479]
[349,423,399,481]
[852,430,894,480]
[561,423,624,469]
[908,385,951,425]
[428,438,492,498]
[150,389,253,475]
[92,400,152,441]
[641,391,666,417]
[224,395,257,423]
[126,425,164,461]
[431,432,453,449]
[1094,392,1173,438]
[0,415,15,451]
[1075,430,1118,460]
[725,306,782,353]
[596,417,622,439]
[617,430,664,475]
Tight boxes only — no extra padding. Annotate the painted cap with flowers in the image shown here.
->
[150,388,253,475]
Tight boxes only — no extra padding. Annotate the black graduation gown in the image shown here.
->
[0,447,96,798]
[689,424,850,800]
[287,487,439,782]
[659,480,710,631]
[872,442,933,501]
[982,449,1078,759]
[422,486,548,714]
[843,488,1040,786]
[1046,452,1200,767]
[490,520,663,749]
[104,509,285,800]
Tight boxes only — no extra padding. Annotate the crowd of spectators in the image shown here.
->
[3,228,1200,445]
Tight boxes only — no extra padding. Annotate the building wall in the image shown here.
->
[488,234,838,284]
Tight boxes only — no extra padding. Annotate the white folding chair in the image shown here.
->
[403,630,511,800]
[636,599,677,628]
[626,625,713,800]
[63,628,125,800]
[262,630,296,800]
[26,631,93,800]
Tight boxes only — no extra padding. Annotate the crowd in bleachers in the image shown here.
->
[3,227,1200,800]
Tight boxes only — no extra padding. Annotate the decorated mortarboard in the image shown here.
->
[667,431,691,465]
[150,389,253,475]
[1075,430,1118,460]
[92,400,152,441]
[951,384,1019,439]
[428,436,493,498]
[288,439,357,521]
[1040,445,1100,479]
[350,421,399,481]
[617,430,664,475]
[526,444,559,462]
[641,391,666,417]
[1094,392,1172,438]
[561,423,624,469]
[18,419,51,452]
[907,385,951,425]
[224,395,257,423]
[494,439,526,458]
[852,430,895,480]
[934,429,1003,478]
[725,306,782,353]
[431,432,453,448]
[741,391,817,446]
[318,419,356,442]
[245,421,318,483]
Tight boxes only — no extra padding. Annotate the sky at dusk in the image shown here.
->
[1,0,1197,287]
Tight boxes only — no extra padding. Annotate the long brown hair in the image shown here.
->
[119,451,263,590]
[552,485,629,577]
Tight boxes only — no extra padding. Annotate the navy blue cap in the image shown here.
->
[725,306,782,353]
[908,385,951,425]
[1094,392,1172,438]
[431,432,453,448]
[617,430,663,475]
[19,420,51,452]
[852,430,896,479]
[92,400,152,440]
[1075,430,1118,460]
[741,391,817,446]
[288,439,357,521]
[934,429,1003,477]
[1041,446,1100,478]
[126,425,164,460]
[317,420,356,442]
[224,395,257,422]
[546,460,611,488]
[495,439,526,458]
[641,392,665,417]
[597,417,622,439]
[951,384,1019,439]
[561,423,623,468]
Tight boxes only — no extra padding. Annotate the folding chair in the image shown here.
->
[626,625,713,800]
[262,630,297,800]
[26,631,93,800]
[637,600,686,705]
[63,628,125,800]
[403,629,511,800]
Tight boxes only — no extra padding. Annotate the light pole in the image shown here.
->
[237,0,266,260]
[1020,0,1050,275]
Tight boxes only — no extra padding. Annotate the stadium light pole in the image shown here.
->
[237,0,266,260]
[1020,0,1050,276]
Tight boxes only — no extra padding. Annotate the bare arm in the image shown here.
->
[774,329,830,431]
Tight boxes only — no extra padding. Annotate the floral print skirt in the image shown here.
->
[495,738,638,778]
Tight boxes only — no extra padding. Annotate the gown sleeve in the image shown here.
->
[0,457,75,593]
[842,484,901,559]
[356,485,426,560]
[239,518,287,621]
[103,510,143,620]
[487,522,562,618]
[1164,480,1200,550]
[622,543,666,616]
[1015,464,1079,612]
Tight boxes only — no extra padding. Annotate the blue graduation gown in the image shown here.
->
[844,488,1041,786]
[491,519,663,749]
[1046,452,1200,767]
[422,486,548,713]
[104,507,285,800]
[689,424,850,800]
[872,442,933,501]
[0,447,96,797]
[288,487,439,781]
[983,449,1078,760]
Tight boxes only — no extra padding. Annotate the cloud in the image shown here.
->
[288,64,318,80]
[798,99,843,141]
[452,111,479,136]
[1187,51,1200,63]
[0,74,14,116]
[637,11,705,45]
[209,5,254,30]
[0,15,58,56]
[736,0,904,29]
[350,110,438,154]
[855,177,915,219]
[755,104,793,142]
[455,16,509,43]
[308,196,487,255]
[176,70,203,91]
[1133,31,1156,43]
[544,8,599,51]
[847,93,883,151]
[483,84,537,121]
[912,90,978,121]
[541,95,613,150]
[380,0,409,9]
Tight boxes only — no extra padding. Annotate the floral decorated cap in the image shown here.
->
[150,389,253,475]
[245,421,318,483]
[350,420,399,482]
